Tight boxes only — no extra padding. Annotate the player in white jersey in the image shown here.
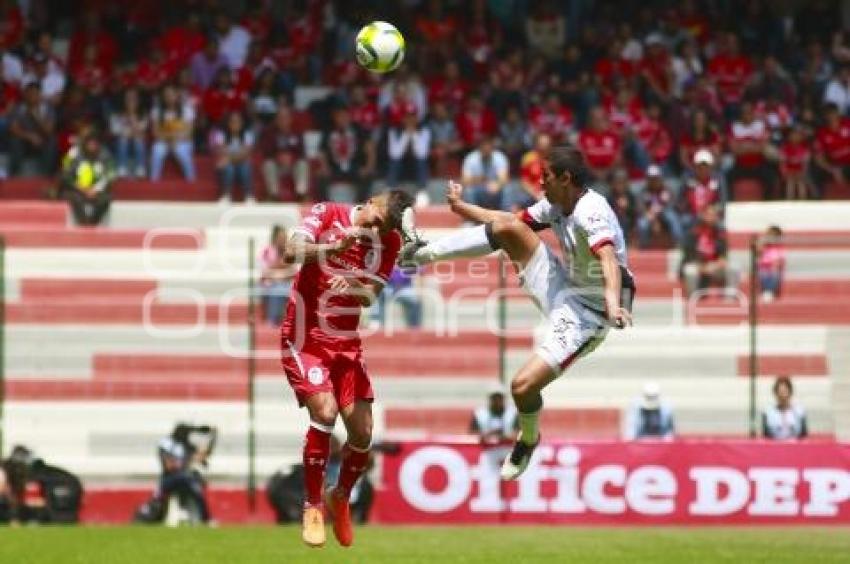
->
[400,146,635,480]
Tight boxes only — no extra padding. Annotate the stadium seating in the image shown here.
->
[2,198,849,481]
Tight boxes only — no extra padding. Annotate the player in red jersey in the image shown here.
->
[281,190,414,548]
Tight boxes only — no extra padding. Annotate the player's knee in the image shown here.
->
[310,403,338,428]
[490,214,523,239]
[348,423,372,449]
[511,375,538,399]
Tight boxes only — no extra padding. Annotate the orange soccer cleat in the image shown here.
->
[301,504,326,548]
[324,488,354,547]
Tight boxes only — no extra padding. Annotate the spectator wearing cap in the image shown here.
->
[607,168,638,242]
[813,103,850,197]
[8,81,57,176]
[679,148,723,232]
[470,385,518,446]
[637,165,682,248]
[727,100,778,200]
[624,382,675,441]
[461,136,509,211]
[762,376,808,441]
[678,109,722,178]
[386,107,431,195]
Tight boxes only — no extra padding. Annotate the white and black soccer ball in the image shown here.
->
[355,21,405,74]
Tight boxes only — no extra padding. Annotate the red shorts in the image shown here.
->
[281,340,373,408]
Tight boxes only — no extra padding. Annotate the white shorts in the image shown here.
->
[518,243,609,372]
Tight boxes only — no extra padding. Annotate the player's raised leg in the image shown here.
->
[326,399,372,547]
[301,392,338,548]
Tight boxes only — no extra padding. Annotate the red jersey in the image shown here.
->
[578,128,622,169]
[385,98,418,128]
[680,130,722,167]
[693,224,724,262]
[707,55,753,104]
[456,107,497,147]
[528,105,574,141]
[202,86,248,124]
[683,176,721,216]
[350,101,381,132]
[815,119,850,166]
[428,76,470,107]
[594,57,638,87]
[519,150,544,193]
[0,81,21,114]
[780,141,810,175]
[282,203,401,351]
[633,116,672,164]
[730,119,768,167]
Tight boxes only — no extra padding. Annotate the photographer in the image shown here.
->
[136,423,217,525]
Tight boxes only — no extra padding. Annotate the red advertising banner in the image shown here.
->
[371,440,850,525]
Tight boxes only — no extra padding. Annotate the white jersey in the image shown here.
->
[520,189,632,312]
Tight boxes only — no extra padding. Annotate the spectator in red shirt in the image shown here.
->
[593,40,638,92]
[578,106,623,183]
[505,132,550,211]
[679,149,723,232]
[631,102,673,171]
[202,67,247,127]
[427,60,470,110]
[348,84,381,143]
[727,101,778,200]
[68,11,118,74]
[0,73,19,176]
[159,12,206,67]
[527,91,574,144]
[605,84,643,137]
[259,107,309,202]
[780,124,813,200]
[455,93,497,150]
[679,109,722,176]
[385,83,419,129]
[316,106,376,202]
[813,103,850,198]
[0,0,24,50]
[641,34,674,104]
[680,205,731,297]
[707,33,753,116]
[135,46,178,95]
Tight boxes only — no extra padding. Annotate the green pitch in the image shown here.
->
[1,526,849,564]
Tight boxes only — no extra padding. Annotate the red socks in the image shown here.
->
[303,423,331,506]
[336,443,370,498]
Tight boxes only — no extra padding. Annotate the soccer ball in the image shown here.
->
[355,21,405,73]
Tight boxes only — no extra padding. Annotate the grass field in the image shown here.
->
[2,526,850,564]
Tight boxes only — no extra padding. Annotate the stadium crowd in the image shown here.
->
[0,0,848,252]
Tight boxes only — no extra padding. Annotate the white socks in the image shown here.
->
[518,410,541,444]
[414,225,495,265]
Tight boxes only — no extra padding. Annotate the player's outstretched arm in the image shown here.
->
[284,231,358,265]
[446,180,514,224]
[597,243,632,329]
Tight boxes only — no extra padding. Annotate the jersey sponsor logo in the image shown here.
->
[311,203,326,215]
[308,366,324,385]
